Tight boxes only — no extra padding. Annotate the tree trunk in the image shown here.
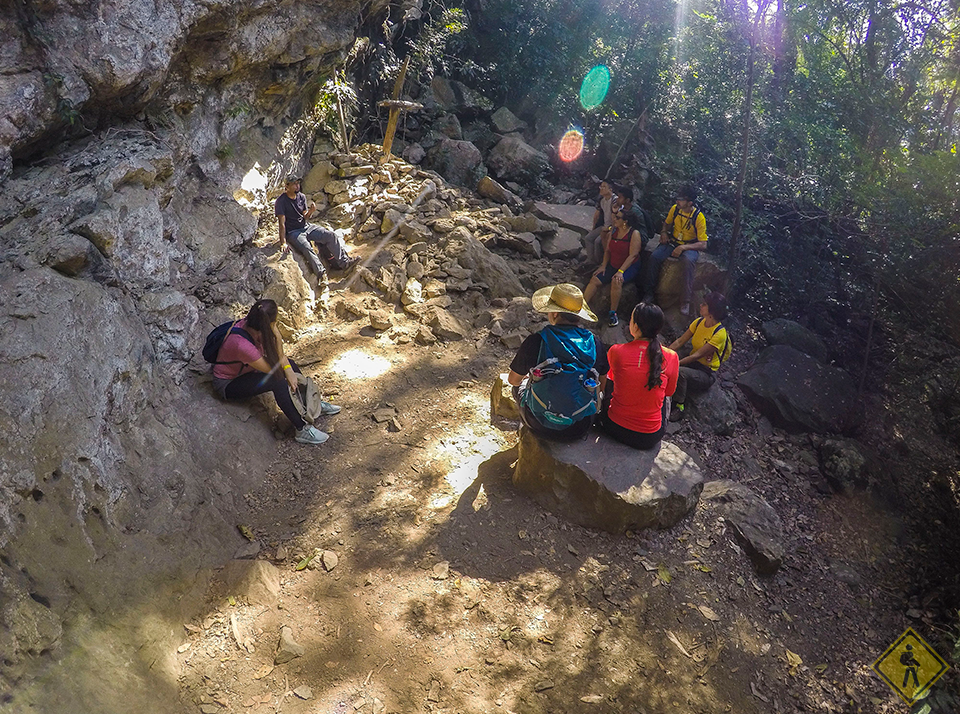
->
[727,0,771,290]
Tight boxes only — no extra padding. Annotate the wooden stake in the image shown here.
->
[381,57,411,159]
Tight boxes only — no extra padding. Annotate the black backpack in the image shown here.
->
[202,321,254,364]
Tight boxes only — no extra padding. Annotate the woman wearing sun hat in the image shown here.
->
[506,283,609,441]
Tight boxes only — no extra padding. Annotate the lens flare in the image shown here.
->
[579,65,611,110]
[558,129,585,162]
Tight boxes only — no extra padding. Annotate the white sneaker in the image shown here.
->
[295,425,329,445]
[319,401,341,415]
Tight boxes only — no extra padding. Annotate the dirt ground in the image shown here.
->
[175,235,960,714]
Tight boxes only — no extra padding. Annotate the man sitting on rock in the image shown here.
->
[667,291,730,421]
[581,180,616,264]
[507,283,609,442]
[641,184,707,316]
[275,175,358,286]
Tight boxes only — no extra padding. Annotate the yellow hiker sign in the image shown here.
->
[872,628,949,704]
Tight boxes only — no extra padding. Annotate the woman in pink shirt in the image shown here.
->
[212,299,336,445]
[598,303,679,449]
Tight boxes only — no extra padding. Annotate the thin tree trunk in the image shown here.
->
[727,1,771,290]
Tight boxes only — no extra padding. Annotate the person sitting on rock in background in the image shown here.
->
[597,302,679,449]
[583,206,644,327]
[667,291,728,422]
[581,180,616,264]
[507,283,609,442]
[641,184,707,316]
[612,183,654,244]
[275,175,358,286]
[212,299,340,445]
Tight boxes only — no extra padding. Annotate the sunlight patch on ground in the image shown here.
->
[428,429,510,509]
[329,349,394,379]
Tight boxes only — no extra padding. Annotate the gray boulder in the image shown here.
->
[490,107,528,134]
[487,136,549,182]
[499,232,542,258]
[512,430,703,533]
[476,175,522,207]
[818,438,866,492]
[425,138,486,188]
[701,480,784,576]
[531,202,594,235]
[761,318,829,363]
[540,227,582,258]
[402,142,426,165]
[737,345,864,434]
[443,228,524,298]
[434,113,463,139]
[689,385,738,436]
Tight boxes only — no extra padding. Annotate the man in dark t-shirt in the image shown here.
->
[275,175,357,283]
[507,283,609,441]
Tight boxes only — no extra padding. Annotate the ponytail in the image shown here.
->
[244,299,282,372]
[631,303,665,391]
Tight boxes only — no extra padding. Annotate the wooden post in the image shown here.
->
[381,57,411,159]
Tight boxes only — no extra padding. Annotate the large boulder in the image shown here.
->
[476,175,522,207]
[512,430,704,533]
[653,253,728,309]
[442,228,525,298]
[701,480,784,576]
[425,138,485,188]
[761,318,829,363]
[490,107,528,134]
[689,385,739,436]
[487,136,549,182]
[540,227,583,258]
[531,202,595,235]
[737,345,864,434]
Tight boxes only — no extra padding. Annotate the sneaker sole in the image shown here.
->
[296,433,330,445]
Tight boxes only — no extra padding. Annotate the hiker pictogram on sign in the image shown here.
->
[871,628,949,704]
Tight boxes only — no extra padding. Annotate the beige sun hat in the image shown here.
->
[531,283,598,323]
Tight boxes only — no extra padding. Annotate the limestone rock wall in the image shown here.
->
[1,0,383,181]
[0,0,382,705]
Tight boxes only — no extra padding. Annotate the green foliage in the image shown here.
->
[42,72,82,127]
[225,101,252,119]
[314,72,359,150]
[214,143,234,162]
[408,6,469,82]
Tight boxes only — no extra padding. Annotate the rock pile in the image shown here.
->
[288,143,603,349]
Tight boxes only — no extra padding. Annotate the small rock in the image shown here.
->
[401,278,423,306]
[369,311,394,331]
[200,705,219,714]
[388,417,402,432]
[373,407,396,423]
[275,544,287,561]
[432,561,450,580]
[427,680,442,702]
[275,626,304,664]
[293,685,314,700]
[415,325,437,345]
[234,540,261,560]
[406,261,425,279]
[534,680,555,692]
[321,550,339,571]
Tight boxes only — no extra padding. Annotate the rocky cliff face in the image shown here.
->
[0,0,383,708]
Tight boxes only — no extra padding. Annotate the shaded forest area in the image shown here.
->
[342,0,959,386]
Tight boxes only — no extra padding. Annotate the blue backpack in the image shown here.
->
[520,325,600,430]
[202,321,254,364]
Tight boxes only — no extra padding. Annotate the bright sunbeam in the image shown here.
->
[674,0,690,61]
[579,65,610,110]
[329,349,393,379]
[558,129,585,162]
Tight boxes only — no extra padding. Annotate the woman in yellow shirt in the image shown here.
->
[668,292,728,421]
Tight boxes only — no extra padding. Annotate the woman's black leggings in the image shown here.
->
[223,359,305,430]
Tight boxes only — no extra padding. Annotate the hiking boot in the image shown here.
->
[608,310,619,327]
[335,256,360,272]
[319,400,341,416]
[295,425,329,445]
[669,403,685,422]
[680,302,691,316]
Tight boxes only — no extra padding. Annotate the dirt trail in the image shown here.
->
[175,239,958,714]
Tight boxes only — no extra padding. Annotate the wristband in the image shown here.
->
[283,364,292,371]
[617,269,624,274]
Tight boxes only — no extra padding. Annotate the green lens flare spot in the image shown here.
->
[580,65,611,110]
